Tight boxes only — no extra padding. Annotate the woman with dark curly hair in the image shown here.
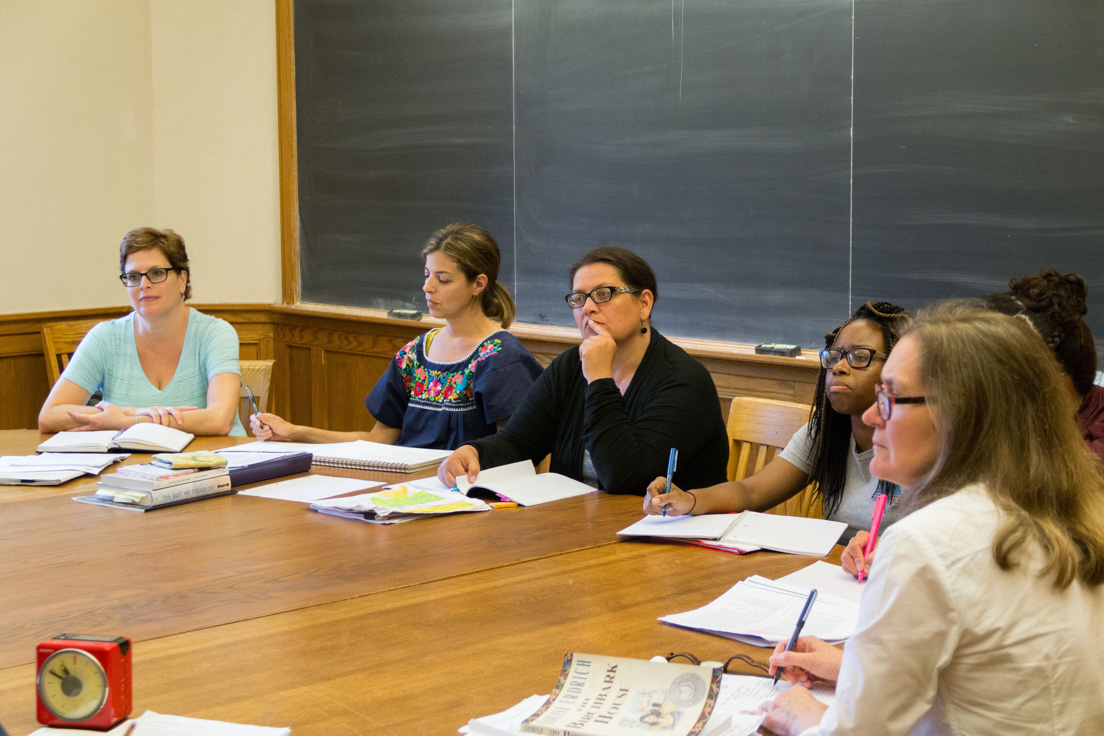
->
[986,269,1102,463]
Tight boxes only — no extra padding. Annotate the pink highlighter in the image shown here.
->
[857,492,888,584]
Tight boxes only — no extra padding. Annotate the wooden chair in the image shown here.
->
[41,318,107,388]
[726,396,824,519]
[239,359,275,431]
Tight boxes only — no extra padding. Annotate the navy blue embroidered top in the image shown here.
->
[364,329,543,450]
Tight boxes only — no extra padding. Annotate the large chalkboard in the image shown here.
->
[295,0,1103,355]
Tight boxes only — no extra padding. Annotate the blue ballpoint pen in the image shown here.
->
[244,385,266,430]
[662,447,678,517]
[773,588,818,684]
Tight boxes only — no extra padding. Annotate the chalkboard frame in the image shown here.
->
[277,0,1104,363]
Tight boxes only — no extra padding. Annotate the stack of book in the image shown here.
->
[74,463,233,511]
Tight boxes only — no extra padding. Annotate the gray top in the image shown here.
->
[777,421,903,544]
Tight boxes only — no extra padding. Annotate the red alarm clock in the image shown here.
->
[36,634,132,730]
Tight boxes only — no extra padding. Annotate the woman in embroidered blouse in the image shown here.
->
[38,227,244,436]
[251,223,542,450]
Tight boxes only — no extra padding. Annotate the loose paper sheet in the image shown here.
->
[238,474,381,502]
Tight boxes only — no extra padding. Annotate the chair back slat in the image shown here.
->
[41,319,107,388]
[725,397,823,518]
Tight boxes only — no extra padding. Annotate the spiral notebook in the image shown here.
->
[220,439,451,474]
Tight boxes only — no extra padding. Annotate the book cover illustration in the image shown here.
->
[520,653,722,736]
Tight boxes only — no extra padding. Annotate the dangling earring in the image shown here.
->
[640,322,648,334]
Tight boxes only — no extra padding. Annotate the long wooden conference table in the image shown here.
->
[0,430,841,735]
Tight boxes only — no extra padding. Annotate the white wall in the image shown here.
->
[0,0,280,314]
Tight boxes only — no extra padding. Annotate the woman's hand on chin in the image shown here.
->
[579,321,617,383]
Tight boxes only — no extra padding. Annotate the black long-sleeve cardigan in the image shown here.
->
[467,330,729,495]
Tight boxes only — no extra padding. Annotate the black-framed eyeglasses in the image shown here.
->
[120,267,178,287]
[564,285,640,309]
[875,385,927,420]
[664,651,769,675]
[819,347,887,370]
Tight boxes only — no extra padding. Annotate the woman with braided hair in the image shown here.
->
[986,269,1103,463]
[644,301,911,547]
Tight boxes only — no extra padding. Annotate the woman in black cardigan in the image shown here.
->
[438,246,728,495]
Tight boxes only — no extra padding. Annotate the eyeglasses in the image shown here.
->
[663,652,769,675]
[875,385,927,420]
[819,347,887,370]
[564,285,640,309]
[119,268,178,287]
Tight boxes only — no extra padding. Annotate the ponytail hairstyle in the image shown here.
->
[807,301,911,515]
[985,269,1097,397]
[421,223,516,328]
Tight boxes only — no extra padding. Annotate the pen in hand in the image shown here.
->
[857,491,889,583]
[244,385,266,431]
[773,588,818,685]
[662,447,678,517]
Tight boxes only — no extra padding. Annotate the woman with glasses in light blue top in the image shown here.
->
[645,301,911,545]
[38,227,245,436]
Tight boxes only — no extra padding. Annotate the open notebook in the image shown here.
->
[456,460,596,506]
[37,425,194,454]
[618,511,846,556]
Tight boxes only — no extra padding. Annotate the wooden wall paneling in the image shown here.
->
[276,0,300,305]
[0,354,50,429]
[281,343,314,427]
[320,349,392,432]
[0,303,822,431]
[197,305,276,360]
[310,346,327,428]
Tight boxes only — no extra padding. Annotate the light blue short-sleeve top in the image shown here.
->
[61,307,245,435]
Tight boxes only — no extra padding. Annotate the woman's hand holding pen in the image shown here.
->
[250,412,296,442]
[841,531,875,579]
[767,636,842,687]
[643,477,696,515]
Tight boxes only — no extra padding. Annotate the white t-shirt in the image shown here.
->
[777,421,903,542]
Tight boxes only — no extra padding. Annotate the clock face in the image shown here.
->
[36,648,109,721]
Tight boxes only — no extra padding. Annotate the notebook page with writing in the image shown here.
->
[660,577,859,646]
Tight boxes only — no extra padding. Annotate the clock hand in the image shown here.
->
[60,664,71,677]
[50,669,65,680]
